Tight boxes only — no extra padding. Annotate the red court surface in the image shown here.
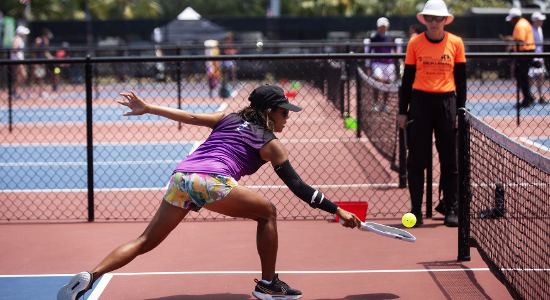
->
[0,218,513,299]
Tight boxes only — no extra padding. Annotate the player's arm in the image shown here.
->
[260,140,361,228]
[118,91,226,129]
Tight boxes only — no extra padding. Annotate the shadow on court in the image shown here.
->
[316,293,400,300]
[419,260,493,300]
[145,294,252,300]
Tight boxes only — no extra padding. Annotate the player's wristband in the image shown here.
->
[274,160,338,214]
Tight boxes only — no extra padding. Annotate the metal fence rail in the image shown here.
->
[1,53,549,221]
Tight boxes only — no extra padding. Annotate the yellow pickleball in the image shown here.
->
[402,213,416,228]
[54,67,61,74]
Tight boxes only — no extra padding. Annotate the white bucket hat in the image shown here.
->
[532,11,546,21]
[417,0,454,25]
[377,17,390,27]
[505,8,522,21]
[15,25,30,36]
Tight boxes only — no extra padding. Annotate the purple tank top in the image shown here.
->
[174,113,277,181]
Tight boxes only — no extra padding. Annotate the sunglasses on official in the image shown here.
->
[275,109,290,118]
[423,15,446,22]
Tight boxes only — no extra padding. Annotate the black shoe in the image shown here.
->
[252,273,302,300]
[435,201,446,215]
[540,97,548,105]
[410,211,423,227]
[444,210,458,227]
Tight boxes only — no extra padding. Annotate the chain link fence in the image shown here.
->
[1,52,549,221]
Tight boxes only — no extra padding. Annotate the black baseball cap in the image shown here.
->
[249,85,302,112]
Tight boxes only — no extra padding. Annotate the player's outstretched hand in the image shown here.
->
[118,91,149,116]
[336,207,362,229]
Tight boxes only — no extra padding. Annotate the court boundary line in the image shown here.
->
[88,274,113,300]
[519,137,550,152]
[4,267,550,278]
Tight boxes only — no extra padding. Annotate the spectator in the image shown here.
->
[204,39,221,97]
[31,28,54,98]
[364,17,399,113]
[529,11,548,105]
[409,23,424,40]
[222,32,238,83]
[506,8,537,108]
[10,26,30,100]
[397,0,466,227]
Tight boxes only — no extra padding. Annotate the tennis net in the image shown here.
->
[459,110,550,300]
[356,67,400,171]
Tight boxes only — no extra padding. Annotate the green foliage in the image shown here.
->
[0,0,514,20]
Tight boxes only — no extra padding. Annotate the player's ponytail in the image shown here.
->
[238,107,275,132]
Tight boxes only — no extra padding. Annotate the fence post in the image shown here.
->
[426,139,433,218]
[7,64,13,133]
[177,47,182,130]
[457,108,471,261]
[355,60,361,139]
[85,55,95,222]
[345,42,351,116]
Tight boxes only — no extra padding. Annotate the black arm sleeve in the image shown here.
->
[454,62,467,109]
[399,64,416,115]
[274,160,338,214]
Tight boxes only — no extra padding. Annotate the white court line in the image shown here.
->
[519,137,550,152]
[87,274,113,300]
[2,268,550,278]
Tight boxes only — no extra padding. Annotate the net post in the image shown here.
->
[7,63,13,133]
[85,55,95,222]
[355,61,361,138]
[398,128,407,188]
[177,47,182,130]
[457,108,470,261]
[426,139,433,218]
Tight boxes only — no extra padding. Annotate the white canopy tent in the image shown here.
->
[155,7,226,44]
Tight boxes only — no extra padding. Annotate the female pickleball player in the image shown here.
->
[57,85,362,300]
[396,0,466,227]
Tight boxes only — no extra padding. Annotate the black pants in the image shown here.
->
[406,91,458,217]
[515,56,535,103]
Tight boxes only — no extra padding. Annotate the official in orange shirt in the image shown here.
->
[397,0,466,228]
[506,7,536,107]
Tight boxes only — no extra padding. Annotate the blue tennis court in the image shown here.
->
[0,104,220,124]
[0,275,104,300]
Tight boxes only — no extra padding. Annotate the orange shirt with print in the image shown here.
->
[513,18,535,52]
[405,32,466,93]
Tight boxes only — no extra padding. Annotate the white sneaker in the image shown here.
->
[381,104,390,113]
[371,105,379,113]
[57,272,93,300]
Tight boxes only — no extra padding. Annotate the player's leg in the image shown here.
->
[203,184,278,280]
[57,200,189,300]
[406,93,433,225]
[204,185,302,299]
[433,95,458,227]
[91,200,189,278]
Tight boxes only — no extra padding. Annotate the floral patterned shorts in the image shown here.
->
[163,172,238,212]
